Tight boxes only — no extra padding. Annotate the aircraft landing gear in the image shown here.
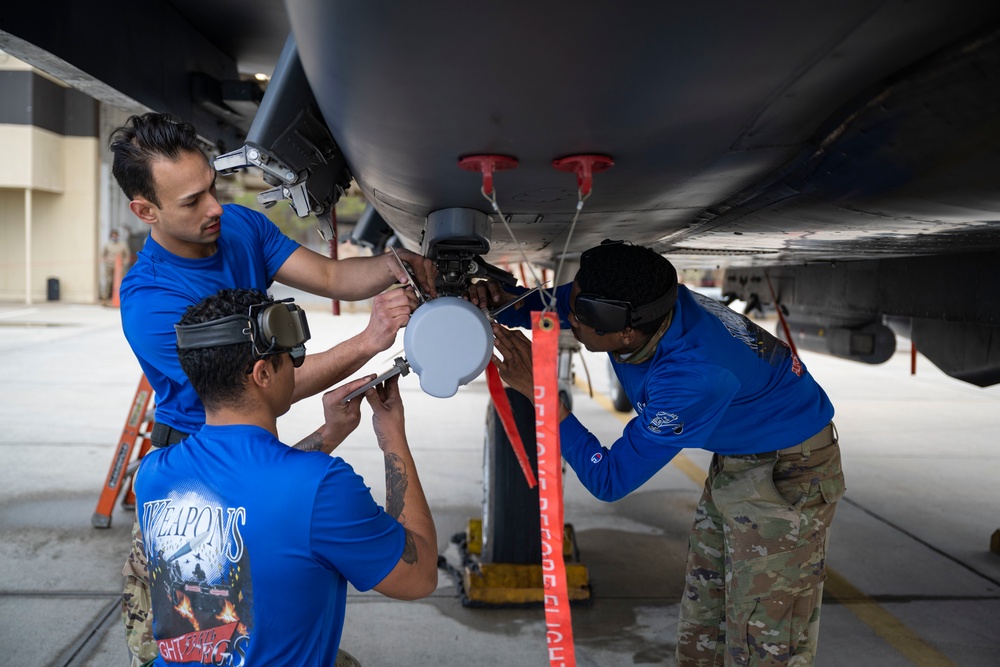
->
[482,387,540,564]
[480,329,579,567]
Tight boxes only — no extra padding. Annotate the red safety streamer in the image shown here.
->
[485,362,538,488]
[765,272,799,359]
[532,311,576,667]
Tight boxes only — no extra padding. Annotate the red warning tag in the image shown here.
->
[532,311,576,666]
[486,361,537,488]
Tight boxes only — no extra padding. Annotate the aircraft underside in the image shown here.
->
[4,1,1000,383]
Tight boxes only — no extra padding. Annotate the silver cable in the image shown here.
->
[480,185,590,312]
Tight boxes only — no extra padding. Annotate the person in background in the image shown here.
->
[100,228,130,304]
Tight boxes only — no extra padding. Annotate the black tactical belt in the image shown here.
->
[150,422,190,448]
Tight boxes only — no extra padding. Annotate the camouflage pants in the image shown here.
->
[122,520,157,667]
[122,522,364,666]
[676,429,846,667]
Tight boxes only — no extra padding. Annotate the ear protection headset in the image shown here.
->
[175,298,311,367]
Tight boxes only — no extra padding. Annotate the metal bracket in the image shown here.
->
[212,35,351,221]
[215,145,298,185]
[254,182,312,218]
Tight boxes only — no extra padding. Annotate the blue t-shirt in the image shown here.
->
[497,284,834,501]
[119,204,299,434]
[135,424,405,666]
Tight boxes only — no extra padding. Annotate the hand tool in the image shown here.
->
[341,356,411,403]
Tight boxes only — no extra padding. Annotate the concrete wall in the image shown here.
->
[0,51,101,304]
[0,125,100,302]
[0,189,27,296]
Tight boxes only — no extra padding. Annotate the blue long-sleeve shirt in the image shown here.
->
[496,284,834,501]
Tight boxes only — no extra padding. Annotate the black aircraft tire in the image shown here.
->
[610,374,632,413]
[482,388,541,565]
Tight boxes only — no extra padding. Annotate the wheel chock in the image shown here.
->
[460,519,591,607]
[463,562,591,606]
[465,518,576,557]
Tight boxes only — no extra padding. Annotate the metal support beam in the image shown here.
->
[0,1,258,150]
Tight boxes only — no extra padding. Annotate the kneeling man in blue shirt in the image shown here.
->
[135,288,437,666]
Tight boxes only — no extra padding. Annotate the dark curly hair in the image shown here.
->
[575,241,678,335]
[176,289,285,411]
[109,113,202,207]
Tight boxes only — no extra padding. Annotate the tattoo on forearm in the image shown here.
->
[401,529,418,564]
[385,453,417,563]
[294,428,324,452]
[385,452,408,520]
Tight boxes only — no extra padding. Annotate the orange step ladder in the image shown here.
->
[92,375,155,528]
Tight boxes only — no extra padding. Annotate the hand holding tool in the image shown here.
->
[486,283,547,322]
[341,357,411,403]
[389,246,426,304]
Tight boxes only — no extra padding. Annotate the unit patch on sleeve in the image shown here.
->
[648,411,684,435]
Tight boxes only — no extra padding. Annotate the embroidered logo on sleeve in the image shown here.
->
[591,452,603,464]
[648,411,684,435]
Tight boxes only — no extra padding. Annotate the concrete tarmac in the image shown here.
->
[1,297,998,666]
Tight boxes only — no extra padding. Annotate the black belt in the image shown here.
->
[151,422,190,448]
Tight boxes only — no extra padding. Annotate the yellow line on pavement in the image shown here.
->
[577,377,958,667]
[823,570,957,666]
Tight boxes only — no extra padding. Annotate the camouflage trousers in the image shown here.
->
[676,426,846,667]
[122,520,156,667]
[122,522,363,666]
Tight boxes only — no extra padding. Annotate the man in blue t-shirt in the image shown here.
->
[135,288,437,666]
[470,241,846,667]
[111,112,436,665]
[113,112,436,449]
